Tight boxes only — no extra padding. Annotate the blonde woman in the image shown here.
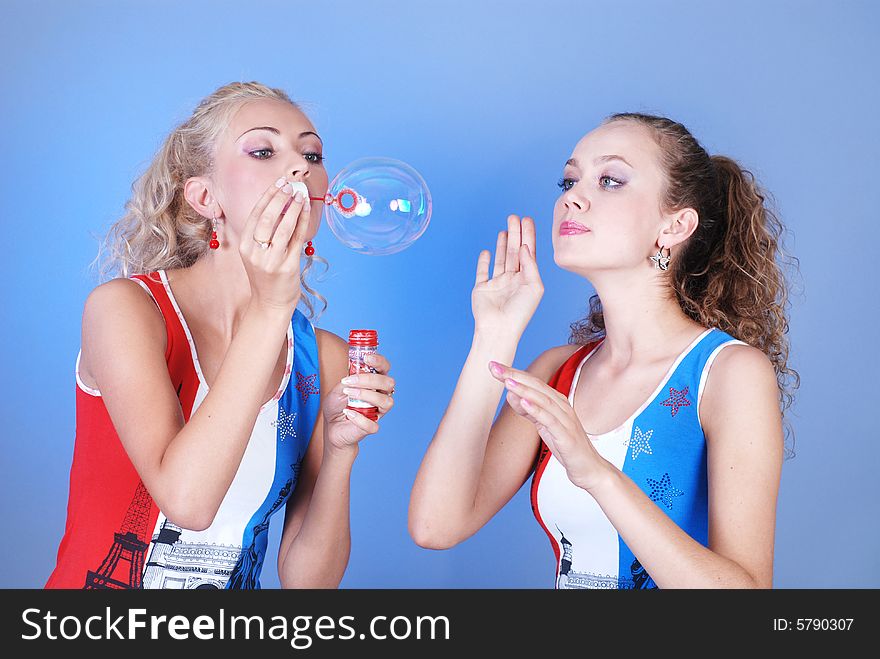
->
[47,82,395,589]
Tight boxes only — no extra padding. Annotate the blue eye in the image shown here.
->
[557,177,577,191]
[249,148,324,164]
[249,148,274,160]
[599,175,623,189]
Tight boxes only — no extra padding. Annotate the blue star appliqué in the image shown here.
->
[629,426,654,460]
[271,407,298,442]
[646,473,684,509]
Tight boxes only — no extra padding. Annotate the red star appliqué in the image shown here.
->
[660,386,691,417]
[295,371,320,403]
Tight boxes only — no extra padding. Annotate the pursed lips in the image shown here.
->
[559,221,590,235]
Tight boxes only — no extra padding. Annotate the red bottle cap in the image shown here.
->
[348,329,378,347]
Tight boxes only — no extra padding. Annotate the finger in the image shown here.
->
[519,396,566,436]
[505,391,538,423]
[519,243,543,286]
[271,191,308,258]
[363,352,391,374]
[492,231,507,277]
[504,375,572,417]
[342,408,380,434]
[240,179,288,248]
[342,372,395,392]
[506,214,521,273]
[343,387,394,413]
[489,361,569,413]
[521,216,537,257]
[475,250,491,285]
[490,361,554,392]
[253,183,297,244]
[290,190,313,246]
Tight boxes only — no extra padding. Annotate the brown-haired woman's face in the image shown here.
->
[212,98,329,241]
[552,120,669,277]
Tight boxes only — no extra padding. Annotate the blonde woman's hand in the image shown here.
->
[239,178,311,314]
[322,353,396,452]
[472,215,544,341]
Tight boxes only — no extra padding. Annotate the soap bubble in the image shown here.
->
[322,157,432,255]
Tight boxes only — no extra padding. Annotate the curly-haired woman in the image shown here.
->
[410,113,797,589]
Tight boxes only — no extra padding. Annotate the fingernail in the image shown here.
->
[343,387,359,397]
[282,183,293,194]
[489,361,503,376]
[341,376,356,385]
[343,409,356,420]
[505,378,518,389]
[294,191,304,201]
[521,398,532,409]
[275,177,288,188]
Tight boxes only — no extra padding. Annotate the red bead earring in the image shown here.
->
[304,240,315,256]
[209,214,220,250]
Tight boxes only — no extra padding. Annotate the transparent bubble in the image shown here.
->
[323,157,432,255]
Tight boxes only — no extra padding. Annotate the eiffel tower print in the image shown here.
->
[84,480,153,589]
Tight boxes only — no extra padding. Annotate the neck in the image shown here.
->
[176,249,262,340]
[588,269,701,369]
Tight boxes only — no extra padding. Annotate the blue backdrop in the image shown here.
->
[1,0,877,588]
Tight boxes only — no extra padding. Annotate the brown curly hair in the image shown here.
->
[569,113,799,455]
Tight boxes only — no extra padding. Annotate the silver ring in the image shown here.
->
[253,237,272,249]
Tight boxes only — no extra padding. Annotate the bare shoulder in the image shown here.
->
[314,328,349,393]
[526,343,584,380]
[701,343,781,435]
[80,278,166,381]
[82,277,164,337]
[314,327,348,356]
[705,343,777,392]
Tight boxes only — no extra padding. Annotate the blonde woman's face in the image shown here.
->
[551,121,668,276]
[212,98,328,241]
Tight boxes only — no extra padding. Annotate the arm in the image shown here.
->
[494,344,783,588]
[82,279,292,531]
[277,330,395,588]
[409,214,564,549]
[409,343,578,549]
[81,181,312,530]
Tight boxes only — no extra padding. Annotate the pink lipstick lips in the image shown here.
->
[559,221,590,236]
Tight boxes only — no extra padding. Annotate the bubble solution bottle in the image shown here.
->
[347,330,379,421]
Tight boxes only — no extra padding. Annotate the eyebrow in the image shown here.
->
[565,155,633,168]
[237,126,323,142]
[596,154,632,167]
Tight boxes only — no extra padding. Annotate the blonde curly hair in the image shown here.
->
[96,81,326,319]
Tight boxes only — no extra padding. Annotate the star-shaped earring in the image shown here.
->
[650,247,671,271]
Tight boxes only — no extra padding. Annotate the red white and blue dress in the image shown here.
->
[46,270,321,589]
[531,328,745,589]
